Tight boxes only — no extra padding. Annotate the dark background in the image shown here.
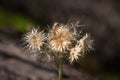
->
[0,0,120,80]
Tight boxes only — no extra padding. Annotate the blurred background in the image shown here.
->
[0,0,120,80]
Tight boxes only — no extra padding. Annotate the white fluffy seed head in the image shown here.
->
[78,33,94,53]
[24,28,46,51]
[48,22,75,52]
[69,45,82,63]
[69,33,93,63]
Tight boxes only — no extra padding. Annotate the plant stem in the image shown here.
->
[57,57,62,80]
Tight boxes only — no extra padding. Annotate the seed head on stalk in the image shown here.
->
[48,23,75,53]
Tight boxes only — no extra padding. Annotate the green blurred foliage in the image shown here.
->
[0,7,32,32]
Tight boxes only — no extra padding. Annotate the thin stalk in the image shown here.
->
[57,57,62,80]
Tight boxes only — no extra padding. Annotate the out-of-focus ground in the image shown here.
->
[0,0,120,80]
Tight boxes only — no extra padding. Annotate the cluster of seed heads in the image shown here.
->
[24,22,93,63]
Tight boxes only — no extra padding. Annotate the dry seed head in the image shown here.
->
[48,22,75,52]
[69,45,82,63]
[24,28,46,51]
[69,33,93,63]
[78,33,93,53]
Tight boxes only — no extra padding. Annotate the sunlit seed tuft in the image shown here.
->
[69,45,82,63]
[78,33,94,53]
[24,28,46,51]
[48,23,75,52]
[69,33,93,63]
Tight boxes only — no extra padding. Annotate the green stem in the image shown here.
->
[57,57,62,80]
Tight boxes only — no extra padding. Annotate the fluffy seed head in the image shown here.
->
[78,33,93,54]
[24,28,45,51]
[69,33,93,63]
[69,45,82,63]
[48,23,75,52]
